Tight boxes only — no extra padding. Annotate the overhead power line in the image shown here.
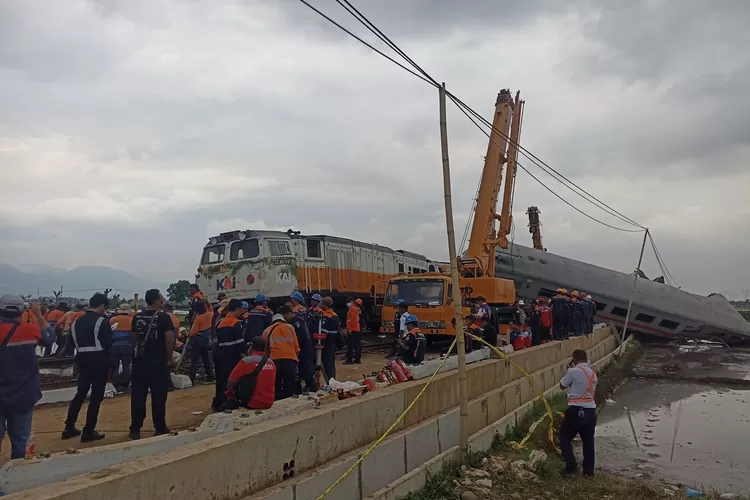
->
[299,0,645,230]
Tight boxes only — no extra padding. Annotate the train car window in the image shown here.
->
[635,313,656,323]
[269,240,291,257]
[201,245,225,265]
[611,306,629,317]
[659,319,680,330]
[428,264,436,272]
[306,239,322,258]
[595,302,607,311]
[229,239,260,261]
[398,263,404,273]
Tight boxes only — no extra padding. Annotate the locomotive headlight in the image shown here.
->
[209,237,218,245]
[238,232,247,240]
[426,321,445,329]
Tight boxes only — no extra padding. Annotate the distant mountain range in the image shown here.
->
[0,264,163,298]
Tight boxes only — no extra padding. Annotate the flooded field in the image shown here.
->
[596,345,750,495]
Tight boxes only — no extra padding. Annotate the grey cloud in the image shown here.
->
[0,0,748,299]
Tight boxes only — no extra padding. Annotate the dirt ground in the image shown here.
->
[0,351,393,465]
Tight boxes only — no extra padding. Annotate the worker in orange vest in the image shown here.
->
[43,303,67,357]
[559,349,597,476]
[189,302,216,384]
[109,304,135,391]
[57,302,87,357]
[344,298,362,365]
[262,306,300,400]
[212,299,246,410]
[0,297,55,458]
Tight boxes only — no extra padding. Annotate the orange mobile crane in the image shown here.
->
[379,89,523,337]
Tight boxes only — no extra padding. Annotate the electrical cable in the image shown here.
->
[298,0,669,249]
[303,0,647,232]
[297,0,437,87]
[451,100,645,233]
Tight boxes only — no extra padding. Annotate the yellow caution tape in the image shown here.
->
[316,338,458,500]
[465,333,562,453]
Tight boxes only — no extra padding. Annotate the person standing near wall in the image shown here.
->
[109,303,134,392]
[344,298,362,365]
[212,299,246,410]
[62,292,113,442]
[559,349,598,477]
[0,297,55,459]
[129,289,175,440]
[262,307,300,400]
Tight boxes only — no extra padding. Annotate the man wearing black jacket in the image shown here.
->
[62,292,113,442]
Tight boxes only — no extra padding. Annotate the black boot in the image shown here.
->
[61,428,81,440]
[81,431,106,443]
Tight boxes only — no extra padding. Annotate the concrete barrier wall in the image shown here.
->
[6,328,616,500]
[250,332,623,500]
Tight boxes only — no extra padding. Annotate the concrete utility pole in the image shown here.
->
[438,83,469,458]
[620,228,649,354]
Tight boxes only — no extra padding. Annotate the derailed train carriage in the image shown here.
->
[195,229,444,324]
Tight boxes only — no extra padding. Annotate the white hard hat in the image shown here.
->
[518,300,525,306]
[272,313,285,322]
[586,295,592,300]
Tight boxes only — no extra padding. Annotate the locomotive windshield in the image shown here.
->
[201,244,225,264]
[385,279,445,306]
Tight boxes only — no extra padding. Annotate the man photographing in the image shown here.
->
[559,349,597,477]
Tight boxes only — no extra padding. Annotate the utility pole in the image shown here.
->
[620,228,649,354]
[439,83,469,458]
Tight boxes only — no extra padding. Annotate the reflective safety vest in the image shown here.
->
[70,312,112,354]
[568,365,597,406]
[346,305,361,332]
[216,315,245,348]
[262,321,300,361]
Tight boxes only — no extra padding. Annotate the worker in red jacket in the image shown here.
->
[221,337,276,410]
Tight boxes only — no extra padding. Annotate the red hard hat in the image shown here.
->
[354,298,363,306]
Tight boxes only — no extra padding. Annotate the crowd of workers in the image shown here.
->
[0,282,600,472]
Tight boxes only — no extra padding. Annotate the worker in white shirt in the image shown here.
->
[559,349,597,477]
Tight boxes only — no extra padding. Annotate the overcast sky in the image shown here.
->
[1,0,748,298]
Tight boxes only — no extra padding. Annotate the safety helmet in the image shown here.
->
[555,288,563,293]
[572,291,579,297]
[405,314,419,324]
[241,301,249,310]
[560,289,568,294]
[586,295,592,300]
[290,291,304,302]
[518,300,525,306]
[311,293,322,302]
[396,299,405,305]
[272,313,285,322]
[354,298,363,306]
[255,293,268,302]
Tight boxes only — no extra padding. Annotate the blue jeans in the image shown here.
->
[0,410,33,459]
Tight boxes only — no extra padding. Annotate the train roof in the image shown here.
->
[204,229,402,255]
[497,243,750,336]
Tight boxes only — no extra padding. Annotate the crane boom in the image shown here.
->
[497,92,524,250]
[527,206,545,251]
[465,89,514,276]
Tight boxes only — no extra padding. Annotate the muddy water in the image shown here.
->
[597,379,750,493]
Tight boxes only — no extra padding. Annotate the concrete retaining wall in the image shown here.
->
[5,328,617,500]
